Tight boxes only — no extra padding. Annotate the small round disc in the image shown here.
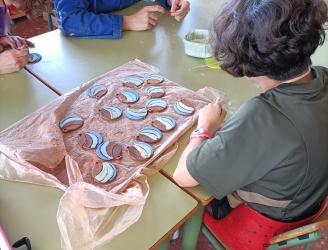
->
[152,116,177,132]
[144,86,165,98]
[116,89,140,104]
[100,105,122,121]
[86,84,108,99]
[128,141,154,161]
[96,141,123,161]
[78,131,103,149]
[124,107,148,120]
[173,99,195,116]
[146,99,168,113]
[144,73,164,85]
[137,126,162,143]
[28,53,42,64]
[59,114,84,133]
[123,75,144,88]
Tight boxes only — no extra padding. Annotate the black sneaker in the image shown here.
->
[206,197,232,220]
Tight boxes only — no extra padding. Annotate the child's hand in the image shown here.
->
[170,0,190,22]
[197,101,227,137]
[0,35,34,50]
[123,5,165,31]
[0,48,29,74]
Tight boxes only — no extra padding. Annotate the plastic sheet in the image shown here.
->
[0,59,223,250]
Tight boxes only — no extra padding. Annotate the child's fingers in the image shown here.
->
[214,98,221,106]
[26,40,35,48]
[172,1,190,20]
[173,1,189,14]
[5,37,17,49]
[149,18,157,26]
[144,5,166,14]
[15,38,26,49]
[14,48,29,57]
[149,13,158,21]
[171,0,179,13]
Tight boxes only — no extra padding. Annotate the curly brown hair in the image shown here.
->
[212,0,328,80]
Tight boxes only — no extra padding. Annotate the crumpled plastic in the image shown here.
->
[0,59,224,250]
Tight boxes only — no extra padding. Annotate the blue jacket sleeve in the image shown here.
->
[54,0,136,39]
[54,0,171,39]
[159,0,171,10]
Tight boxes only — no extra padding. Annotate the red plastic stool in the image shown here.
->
[203,199,328,250]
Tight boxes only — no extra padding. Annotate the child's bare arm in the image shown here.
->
[173,102,227,187]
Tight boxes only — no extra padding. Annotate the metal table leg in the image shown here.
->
[181,205,204,250]
[156,237,170,250]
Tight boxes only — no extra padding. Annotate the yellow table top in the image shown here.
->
[0,69,58,132]
[0,173,197,250]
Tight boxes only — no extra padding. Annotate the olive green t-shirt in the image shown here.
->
[187,66,328,221]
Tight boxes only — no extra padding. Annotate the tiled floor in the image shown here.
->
[11,16,50,38]
[169,227,215,250]
[10,17,328,250]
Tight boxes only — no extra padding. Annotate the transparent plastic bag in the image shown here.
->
[0,59,224,250]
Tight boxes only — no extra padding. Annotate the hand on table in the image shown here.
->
[169,0,190,22]
[123,5,166,31]
[0,48,29,74]
[0,35,34,50]
[197,101,227,137]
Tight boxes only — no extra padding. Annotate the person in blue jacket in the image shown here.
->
[54,0,190,39]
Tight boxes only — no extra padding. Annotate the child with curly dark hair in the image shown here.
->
[173,0,328,245]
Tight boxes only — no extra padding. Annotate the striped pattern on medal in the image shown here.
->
[144,73,164,83]
[59,114,84,132]
[144,86,165,97]
[153,116,176,131]
[174,101,195,116]
[96,141,113,161]
[146,98,168,112]
[94,162,117,183]
[101,104,122,120]
[124,107,148,120]
[123,75,144,87]
[82,131,103,149]
[133,141,154,160]
[118,89,140,103]
[86,84,108,99]
[138,126,162,142]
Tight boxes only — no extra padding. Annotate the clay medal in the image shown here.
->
[59,114,84,133]
[146,98,168,112]
[93,162,117,183]
[79,131,103,149]
[128,141,154,161]
[152,116,176,132]
[100,104,122,121]
[137,126,162,143]
[174,99,195,116]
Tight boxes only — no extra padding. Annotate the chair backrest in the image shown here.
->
[315,201,328,222]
